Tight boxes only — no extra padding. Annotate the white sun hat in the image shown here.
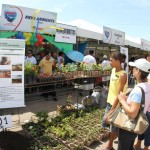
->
[129,58,150,73]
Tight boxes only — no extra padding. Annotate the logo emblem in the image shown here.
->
[105,31,110,38]
[4,9,17,22]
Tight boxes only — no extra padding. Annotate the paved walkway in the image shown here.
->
[88,136,143,150]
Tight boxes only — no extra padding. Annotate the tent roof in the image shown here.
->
[67,19,141,48]
[69,19,103,33]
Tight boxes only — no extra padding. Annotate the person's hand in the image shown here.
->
[118,92,127,102]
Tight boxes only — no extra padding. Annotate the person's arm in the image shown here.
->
[119,73,127,93]
[38,60,43,74]
[118,92,141,119]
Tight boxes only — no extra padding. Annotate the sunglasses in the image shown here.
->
[27,53,31,54]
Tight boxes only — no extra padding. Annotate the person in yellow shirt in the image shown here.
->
[39,51,57,101]
[39,51,53,74]
[102,51,127,150]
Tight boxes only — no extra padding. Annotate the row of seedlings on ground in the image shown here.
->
[22,107,110,150]
[22,112,69,150]
[69,107,110,146]
[41,109,84,150]
[49,107,110,149]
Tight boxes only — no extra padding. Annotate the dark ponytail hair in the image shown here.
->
[139,70,149,82]
[110,51,123,63]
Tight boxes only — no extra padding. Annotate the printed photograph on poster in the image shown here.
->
[12,64,22,71]
[0,70,11,78]
[0,57,11,65]
[12,75,22,83]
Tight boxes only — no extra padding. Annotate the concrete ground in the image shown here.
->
[1,84,145,150]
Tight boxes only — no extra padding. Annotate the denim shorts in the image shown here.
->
[102,102,118,133]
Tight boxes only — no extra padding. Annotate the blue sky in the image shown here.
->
[0,0,150,41]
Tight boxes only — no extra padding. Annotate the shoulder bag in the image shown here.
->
[106,86,149,134]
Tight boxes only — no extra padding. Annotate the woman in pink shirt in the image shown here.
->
[114,58,150,150]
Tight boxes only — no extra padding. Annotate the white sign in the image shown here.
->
[141,39,150,51]
[103,26,125,46]
[120,46,129,74]
[0,4,57,35]
[55,23,77,44]
[0,39,25,108]
[0,115,12,129]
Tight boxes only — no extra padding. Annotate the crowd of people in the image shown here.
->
[24,48,150,150]
[24,49,65,70]
[102,51,150,150]
[25,50,65,101]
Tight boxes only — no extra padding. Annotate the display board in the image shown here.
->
[55,23,77,44]
[0,115,12,129]
[103,26,125,46]
[141,39,150,51]
[0,39,25,108]
[0,4,57,35]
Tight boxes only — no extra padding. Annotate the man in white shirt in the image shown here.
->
[83,49,96,65]
[101,55,110,69]
[81,49,96,96]
[25,50,37,65]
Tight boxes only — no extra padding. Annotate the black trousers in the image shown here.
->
[43,84,56,98]
[118,128,137,150]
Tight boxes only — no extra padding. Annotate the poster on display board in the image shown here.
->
[0,39,25,108]
[120,46,129,74]
[0,4,57,35]
[141,39,150,51]
[103,26,125,46]
[55,23,77,44]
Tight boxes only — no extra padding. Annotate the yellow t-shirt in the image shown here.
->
[107,68,127,105]
[39,58,52,74]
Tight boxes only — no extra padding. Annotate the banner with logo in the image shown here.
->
[141,39,150,51]
[120,46,129,74]
[0,39,25,108]
[0,4,57,35]
[103,26,125,46]
[55,23,77,44]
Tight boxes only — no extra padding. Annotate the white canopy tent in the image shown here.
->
[67,19,141,48]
